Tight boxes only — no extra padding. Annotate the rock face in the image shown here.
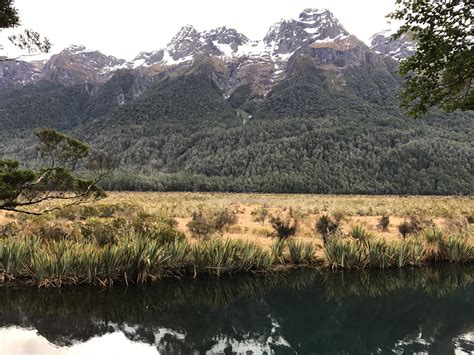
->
[369,30,416,60]
[0,59,44,89]
[40,45,127,86]
[0,8,409,96]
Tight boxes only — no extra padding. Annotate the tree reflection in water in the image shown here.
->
[0,265,473,354]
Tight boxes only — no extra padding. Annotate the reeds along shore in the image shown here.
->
[0,229,472,287]
[0,203,473,287]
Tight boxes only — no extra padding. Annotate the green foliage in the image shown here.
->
[0,50,473,195]
[288,240,317,264]
[323,236,429,270]
[271,238,286,262]
[390,0,473,116]
[350,226,374,245]
[324,238,362,270]
[270,214,297,239]
[440,235,473,263]
[187,208,238,238]
[0,128,111,214]
[0,0,19,29]
[423,228,445,245]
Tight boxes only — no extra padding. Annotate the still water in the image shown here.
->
[0,266,473,355]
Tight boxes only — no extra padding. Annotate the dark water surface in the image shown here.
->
[0,266,473,355]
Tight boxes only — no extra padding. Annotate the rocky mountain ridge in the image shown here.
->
[0,8,414,91]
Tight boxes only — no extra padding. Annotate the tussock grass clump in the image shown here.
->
[288,240,317,264]
[350,226,374,245]
[440,235,473,263]
[324,238,362,270]
[191,239,273,276]
[323,235,427,270]
[271,238,286,262]
[0,233,274,286]
[423,228,444,245]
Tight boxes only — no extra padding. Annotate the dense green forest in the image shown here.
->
[0,56,472,195]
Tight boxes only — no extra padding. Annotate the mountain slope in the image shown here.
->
[0,8,472,195]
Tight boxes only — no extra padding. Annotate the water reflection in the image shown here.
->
[0,266,473,354]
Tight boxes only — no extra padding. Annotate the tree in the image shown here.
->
[0,0,51,60]
[0,129,115,214]
[390,0,473,117]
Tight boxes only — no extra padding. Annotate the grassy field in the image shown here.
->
[99,192,473,240]
[0,192,472,287]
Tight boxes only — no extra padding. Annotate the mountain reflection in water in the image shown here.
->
[0,266,473,355]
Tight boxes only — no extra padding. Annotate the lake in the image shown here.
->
[0,266,473,355]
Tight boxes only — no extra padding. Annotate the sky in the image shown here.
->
[2,0,399,60]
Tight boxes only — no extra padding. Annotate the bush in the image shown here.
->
[251,205,270,225]
[81,218,119,246]
[187,212,215,239]
[316,215,340,241]
[270,216,297,239]
[398,216,433,238]
[0,222,20,238]
[398,221,412,238]
[210,208,238,232]
[377,215,390,231]
[187,208,238,238]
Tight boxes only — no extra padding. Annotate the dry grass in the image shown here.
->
[2,193,472,252]
[81,192,473,251]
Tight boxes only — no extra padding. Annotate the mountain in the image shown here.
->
[369,30,416,60]
[0,9,472,195]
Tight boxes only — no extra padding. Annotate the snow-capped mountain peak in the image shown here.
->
[262,8,349,58]
[369,30,416,60]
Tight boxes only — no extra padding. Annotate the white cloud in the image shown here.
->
[3,0,399,60]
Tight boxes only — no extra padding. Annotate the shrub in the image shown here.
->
[316,215,340,242]
[377,215,390,231]
[270,216,297,239]
[398,216,429,238]
[251,205,270,225]
[80,218,118,246]
[398,221,412,238]
[466,215,474,224]
[0,222,21,238]
[187,208,238,238]
[210,208,238,232]
[187,212,214,239]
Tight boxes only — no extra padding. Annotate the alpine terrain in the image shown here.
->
[0,9,472,194]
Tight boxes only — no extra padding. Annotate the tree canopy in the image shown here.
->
[0,0,51,59]
[390,0,473,117]
[0,129,115,214]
